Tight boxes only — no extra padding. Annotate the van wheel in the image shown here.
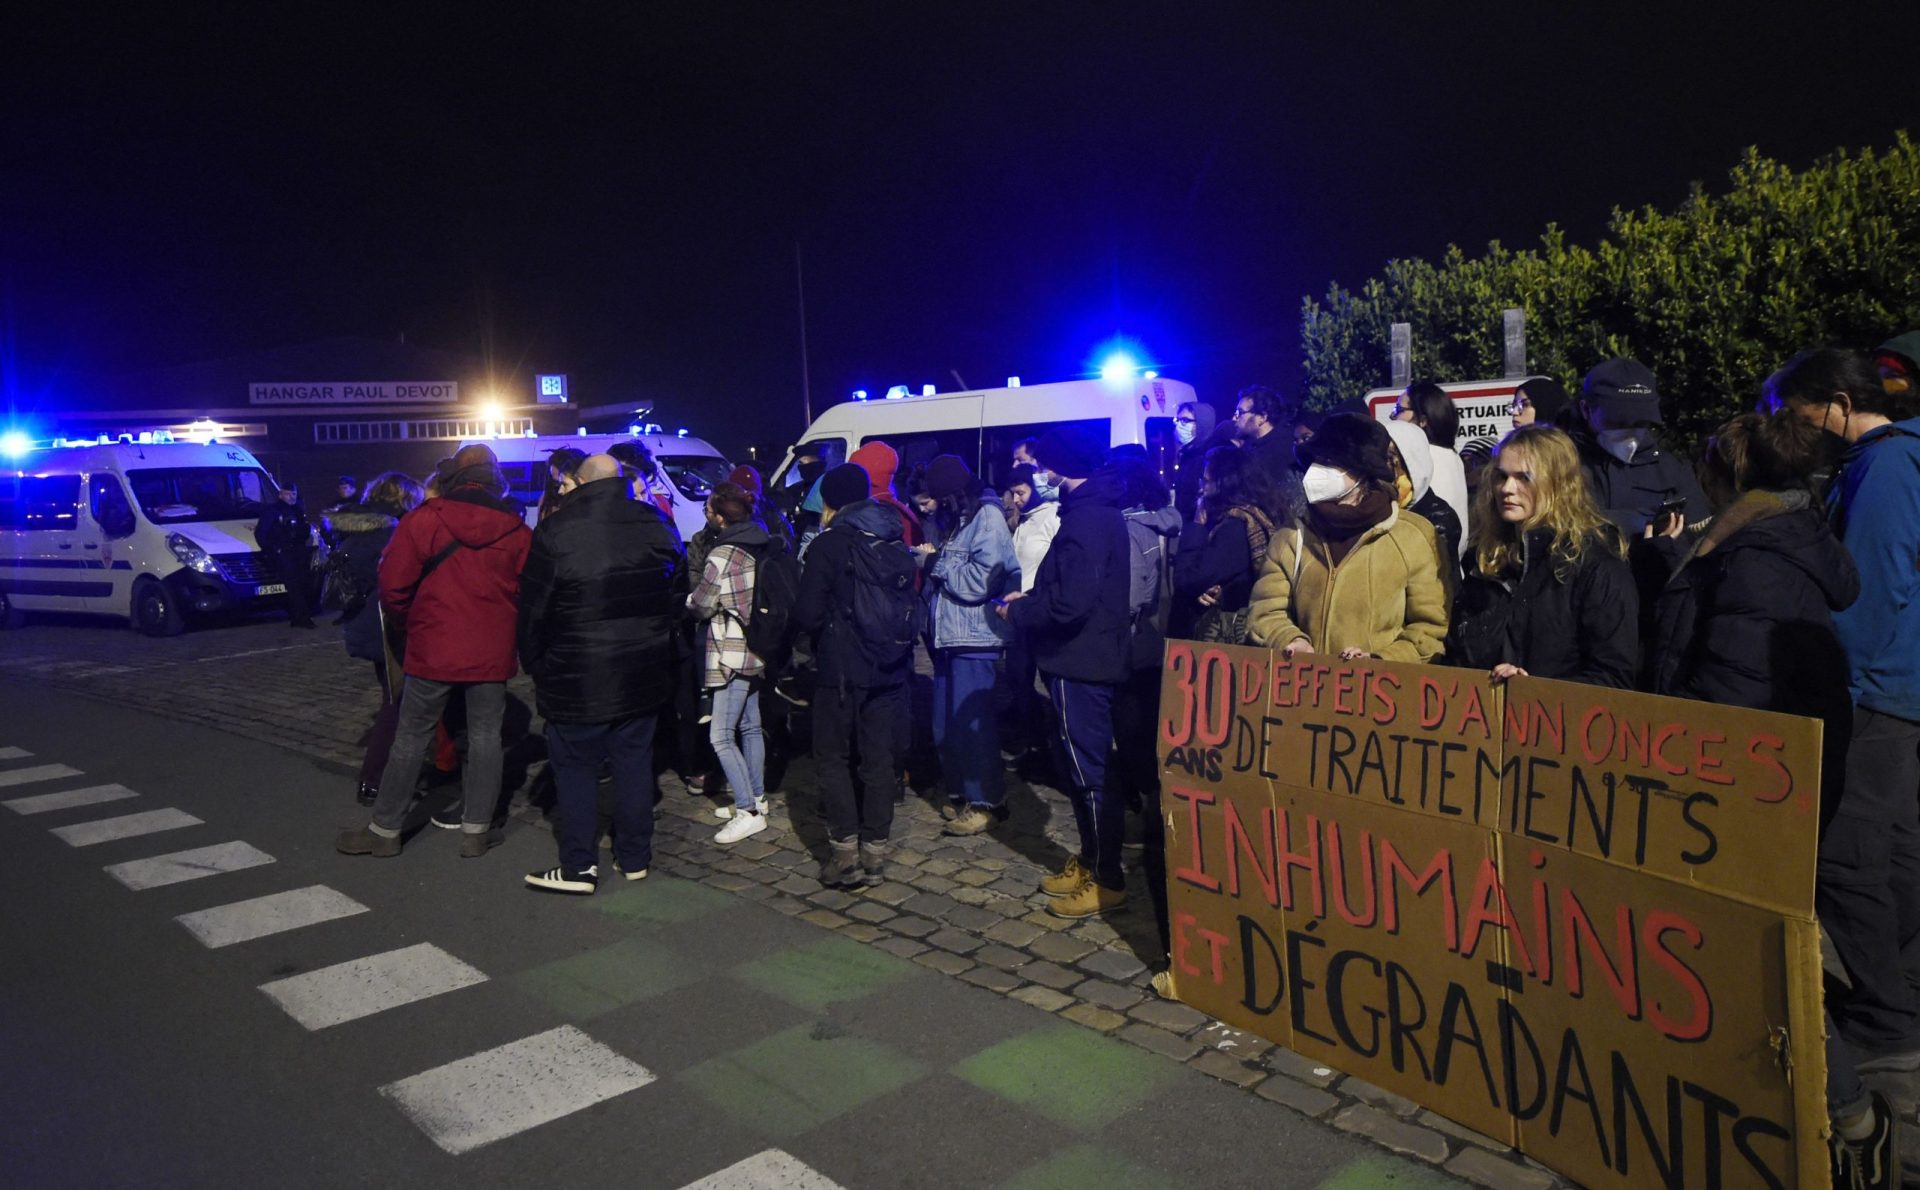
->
[0,591,22,630]
[132,579,186,637]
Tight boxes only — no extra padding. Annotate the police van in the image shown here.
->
[767,375,1200,500]
[1,439,298,635]
[469,430,732,543]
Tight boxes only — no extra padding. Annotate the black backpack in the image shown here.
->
[843,532,923,670]
[742,539,803,664]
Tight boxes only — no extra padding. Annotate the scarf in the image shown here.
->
[1305,485,1395,567]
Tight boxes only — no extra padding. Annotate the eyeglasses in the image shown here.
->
[1511,397,1533,411]
[1174,416,1196,426]
[1233,407,1255,419]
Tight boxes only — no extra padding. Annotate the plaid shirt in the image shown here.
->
[688,542,763,686]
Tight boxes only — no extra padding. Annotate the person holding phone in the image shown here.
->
[1447,424,1638,687]
[1570,357,1708,535]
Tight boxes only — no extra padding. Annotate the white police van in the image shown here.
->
[767,375,1200,500]
[468,430,733,543]
[0,439,296,635]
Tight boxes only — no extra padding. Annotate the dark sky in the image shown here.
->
[3,3,1911,451]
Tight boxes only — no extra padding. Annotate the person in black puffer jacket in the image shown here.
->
[1449,424,1638,687]
[331,472,425,804]
[1648,413,1857,780]
[517,455,687,894]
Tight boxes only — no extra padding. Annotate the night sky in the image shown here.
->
[4,4,1911,452]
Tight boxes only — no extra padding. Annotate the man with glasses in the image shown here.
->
[1232,385,1304,516]
[1169,400,1217,521]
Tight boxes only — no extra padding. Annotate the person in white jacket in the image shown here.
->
[1003,464,1058,757]
[1394,382,1470,556]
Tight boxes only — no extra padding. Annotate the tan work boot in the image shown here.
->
[1047,881,1126,920]
[1039,856,1092,898]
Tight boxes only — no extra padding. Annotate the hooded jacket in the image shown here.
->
[848,442,923,548]
[1574,430,1709,535]
[795,498,915,689]
[516,477,685,723]
[330,502,402,663]
[928,495,1019,651]
[1448,527,1638,687]
[1649,493,1857,723]
[1826,417,1920,719]
[689,520,772,685]
[1382,419,1462,581]
[1172,402,1220,521]
[1007,468,1131,684]
[1247,503,1447,662]
[1012,500,1060,593]
[380,485,534,682]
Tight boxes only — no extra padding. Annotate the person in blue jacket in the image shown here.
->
[1765,347,1920,1086]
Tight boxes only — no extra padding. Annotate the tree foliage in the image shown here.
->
[1299,134,1920,448]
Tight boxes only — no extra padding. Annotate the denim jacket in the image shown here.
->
[928,500,1019,651]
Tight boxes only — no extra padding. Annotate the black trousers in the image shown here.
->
[276,546,314,624]
[814,681,903,844]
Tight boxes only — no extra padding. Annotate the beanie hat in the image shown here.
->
[1297,413,1395,486]
[1581,358,1663,425]
[1515,376,1572,423]
[727,465,763,500]
[820,463,871,511]
[1034,427,1105,481]
[923,454,971,500]
[848,442,900,497]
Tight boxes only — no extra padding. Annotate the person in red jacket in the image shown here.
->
[336,443,533,859]
[848,441,922,548]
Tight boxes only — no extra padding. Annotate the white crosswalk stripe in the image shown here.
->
[103,841,275,890]
[379,1026,655,1155]
[2,783,139,815]
[50,808,201,847]
[0,763,83,788]
[0,746,32,761]
[680,1150,849,1190]
[259,942,486,1030]
[176,885,370,949]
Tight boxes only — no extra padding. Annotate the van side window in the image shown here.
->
[867,429,983,500]
[0,475,82,531]
[981,418,1110,492]
[89,474,138,538]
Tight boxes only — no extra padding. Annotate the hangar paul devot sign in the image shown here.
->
[1158,641,1827,1190]
[248,381,459,405]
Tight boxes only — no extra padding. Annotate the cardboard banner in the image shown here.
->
[1160,641,1827,1190]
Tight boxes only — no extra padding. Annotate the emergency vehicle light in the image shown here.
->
[852,390,869,402]
[921,385,935,396]
[1099,353,1138,383]
[1007,377,1020,388]
[0,430,30,458]
[885,386,909,400]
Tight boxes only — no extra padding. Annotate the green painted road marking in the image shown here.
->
[953,1023,1175,1131]
[732,935,919,1009]
[1315,1154,1461,1188]
[508,936,706,1018]
[584,873,738,924]
[1000,1143,1183,1190]
[680,1022,928,1138]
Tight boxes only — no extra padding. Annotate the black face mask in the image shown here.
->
[1818,428,1851,464]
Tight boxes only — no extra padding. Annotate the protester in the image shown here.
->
[608,440,676,521]
[1000,427,1133,919]
[1170,399,1218,521]
[1246,414,1446,662]
[1393,382,1470,554]
[1293,408,1323,446]
[537,446,587,524]
[1571,357,1708,534]
[256,486,317,629]
[1446,425,1637,686]
[912,455,1019,835]
[728,463,796,551]
[1510,376,1575,430]
[688,483,772,842]
[1172,445,1282,643]
[1763,348,1920,1082]
[336,444,532,859]
[515,454,683,893]
[1000,463,1059,757]
[1012,437,1039,469]
[795,463,920,887]
[848,441,923,547]
[1230,384,1305,515]
[331,472,425,805]
[1381,417,1462,592]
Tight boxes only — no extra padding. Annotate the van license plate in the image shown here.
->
[255,584,286,596]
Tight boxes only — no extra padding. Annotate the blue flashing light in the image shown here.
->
[1,430,31,458]
[676,428,688,438]
[1099,353,1138,383]
[852,389,869,402]
[921,384,935,397]
[885,385,909,400]
[1007,376,1021,388]
[628,423,643,436]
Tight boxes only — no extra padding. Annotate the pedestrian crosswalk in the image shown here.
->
[0,743,855,1184]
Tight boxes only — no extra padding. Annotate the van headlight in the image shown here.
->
[167,533,219,574]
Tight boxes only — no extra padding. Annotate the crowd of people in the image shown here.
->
[307,332,1920,1188]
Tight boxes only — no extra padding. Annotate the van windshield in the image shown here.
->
[661,455,731,501]
[127,467,277,525]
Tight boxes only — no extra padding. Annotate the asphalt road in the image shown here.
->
[0,678,1444,1189]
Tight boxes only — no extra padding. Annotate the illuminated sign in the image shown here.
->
[536,374,569,403]
[248,382,459,406]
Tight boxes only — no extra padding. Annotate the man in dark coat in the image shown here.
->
[336,443,532,860]
[1002,426,1133,920]
[1230,385,1306,518]
[255,486,317,628]
[1573,358,1708,534]
[516,454,685,894]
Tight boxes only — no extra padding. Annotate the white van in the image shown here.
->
[767,375,1200,501]
[468,431,733,543]
[1,440,297,635]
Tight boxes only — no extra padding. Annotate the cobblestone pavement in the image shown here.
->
[3,615,1569,1189]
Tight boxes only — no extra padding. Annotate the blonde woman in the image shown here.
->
[1447,425,1637,687]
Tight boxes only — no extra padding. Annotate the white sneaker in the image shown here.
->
[611,862,648,882]
[715,811,767,844]
[715,796,768,821]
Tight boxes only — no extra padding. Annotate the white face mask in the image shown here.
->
[1597,428,1642,464]
[1174,420,1197,446]
[1032,471,1060,502]
[1302,463,1357,505]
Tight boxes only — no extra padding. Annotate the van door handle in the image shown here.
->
[83,543,99,550]
[58,542,73,549]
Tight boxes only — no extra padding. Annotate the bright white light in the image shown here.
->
[1007,376,1021,388]
[1144,370,1159,380]
[479,401,504,423]
[676,428,688,438]
[852,389,869,401]
[885,385,909,400]
[1100,353,1138,383]
[576,427,588,437]
[921,384,935,397]
[0,430,31,458]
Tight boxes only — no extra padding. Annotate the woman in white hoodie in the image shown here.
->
[1002,464,1058,756]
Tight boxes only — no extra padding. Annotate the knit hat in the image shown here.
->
[820,463,871,511]
[923,454,971,500]
[727,465,763,499]
[1581,358,1663,426]
[1297,413,1395,486]
[848,442,900,497]
[1034,427,1105,481]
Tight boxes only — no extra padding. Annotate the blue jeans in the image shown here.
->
[370,676,504,836]
[1047,675,1123,890]
[546,715,657,874]
[934,649,1004,809]
[709,676,765,811]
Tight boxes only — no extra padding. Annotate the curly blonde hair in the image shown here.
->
[1471,425,1622,579]
[364,471,425,514]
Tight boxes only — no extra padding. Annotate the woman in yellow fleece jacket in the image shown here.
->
[1247,413,1448,662]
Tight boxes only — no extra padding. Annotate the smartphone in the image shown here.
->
[1656,496,1688,520]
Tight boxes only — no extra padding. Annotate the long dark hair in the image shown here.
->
[1201,445,1281,524]
[1405,381,1460,448]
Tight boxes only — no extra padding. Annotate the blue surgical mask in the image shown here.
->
[1033,472,1060,502]
[1174,419,1197,446]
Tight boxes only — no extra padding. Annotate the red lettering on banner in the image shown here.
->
[1326,821,1378,927]
[1197,648,1233,747]
[1162,642,1196,747]
[1224,799,1279,907]
[1693,731,1733,786]
[1460,856,1538,974]
[1651,723,1687,776]
[1371,671,1401,725]
[1419,676,1446,729]
[1380,840,1457,950]
[1456,684,1493,740]
[1561,888,1641,1020]
[1643,910,1713,1042]
[1277,807,1325,917]
[1169,786,1220,892]
[1238,656,1266,706]
[1745,733,1794,805]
